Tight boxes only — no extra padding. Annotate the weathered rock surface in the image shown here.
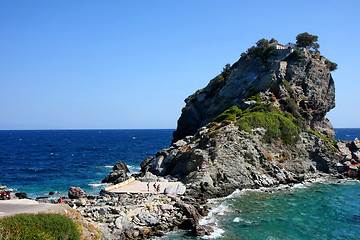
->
[142,124,337,198]
[173,48,335,142]
[52,192,209,240]
[164,184,186,195]
[102,161,130,184]
[336,138,360,163]
[68,186,87,199]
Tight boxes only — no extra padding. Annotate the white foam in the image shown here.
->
[233,217,242,222]
[104,165,113,168]
[201,227,225,239]
[88,182,111,188]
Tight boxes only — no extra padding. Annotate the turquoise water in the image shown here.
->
[160,129,360,240]
[161,180,360,240]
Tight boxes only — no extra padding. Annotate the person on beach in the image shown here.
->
[147,182,150,191]
[117,195,121,206]
[153,183,157,191]
[58,197,63,204]
[156,184,160,193]
[0,191,5,200]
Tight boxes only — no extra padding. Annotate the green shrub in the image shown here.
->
[0,213,81,240]
[285,98,300,118]
[285,50,302,61]
[237,122,252,133]
[325,59,338,71]
[212,106,242,123]
[235,104,301,145]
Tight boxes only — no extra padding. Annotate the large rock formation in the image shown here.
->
[102,161,130,184]
[173,48,335,142]
[141,44,339,198]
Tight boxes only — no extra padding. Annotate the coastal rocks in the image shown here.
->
[137,212,159,226]
[100,189,117,198]
[68,186,87,199]
[15,192,28,199]
[164,184,186,195]
[60,192,211,239]
[336,139,360,162]
[143,122,338,198]
[102,161,130,184]
[140,171,158,182]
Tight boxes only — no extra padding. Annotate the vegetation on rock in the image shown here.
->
[241,38,277,62]
[212,105,242,123]
[306,129,338,151]
[0,213,81,240]
[235,104,301,145]
[285,49,303,61]
[325,59,338,71]
[296,32,320,51]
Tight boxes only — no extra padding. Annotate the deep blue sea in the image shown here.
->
[1,128,360,239]
[0,129,173,198]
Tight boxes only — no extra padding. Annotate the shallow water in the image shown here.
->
[160,180,360,240]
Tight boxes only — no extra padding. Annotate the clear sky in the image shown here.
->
[1,0,359,130]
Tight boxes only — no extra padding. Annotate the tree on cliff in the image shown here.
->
[296,32,320,51]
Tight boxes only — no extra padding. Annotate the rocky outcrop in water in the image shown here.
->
[102,161,130,184]
[141,44,339,198]
[173,48,335,142]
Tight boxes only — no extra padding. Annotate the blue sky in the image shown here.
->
[0,0,359,129]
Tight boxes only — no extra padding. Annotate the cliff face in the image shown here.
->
[173,48,335,142]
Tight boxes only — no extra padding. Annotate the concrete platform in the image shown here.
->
[0,199,53,217]
[108,180,184,194]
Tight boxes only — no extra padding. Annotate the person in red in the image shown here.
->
[58,197,63,204]
[0,191,5,200]
[5,191,10,200]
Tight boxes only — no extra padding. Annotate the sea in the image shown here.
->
[1,128,360,239]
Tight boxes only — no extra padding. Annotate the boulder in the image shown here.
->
[194,224,213,237]
[15,192,28,199]
[140,171,158,182]
[175,201,201,221]
[354,151,360,161]
[336,142,353,160]
[99,189,117,198]
[137,212,159,226]
[140,157,155,173]
[160,204,174,211]
[164,184,186,195]
[353,138,360,150]
[179,218,197,230]
[68,187,87,199]
[102,161,130,184]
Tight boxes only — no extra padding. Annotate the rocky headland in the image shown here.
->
[141,38,344,200]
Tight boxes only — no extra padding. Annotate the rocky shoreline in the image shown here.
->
[4,170,357,240]
[33,189,210,239]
